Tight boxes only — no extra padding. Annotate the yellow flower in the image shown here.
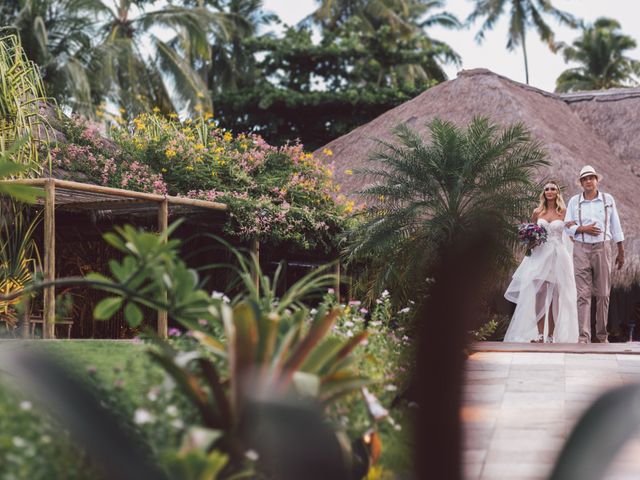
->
[345,169,353,175]
[194,104,203,112]
[223,132,233,142]
[204,112,213,120]
[211,170,217,177]
[152,107,160,113]
[119,107,126,114]
[165,148,177,158]
[344,201,354,214]
[161,168,167,173]
[378,195,385,201]
[322,148,333,156]
[195,143,205,151]
[197,91,205,99]
[169,113,178,119]
[186,165,194,171]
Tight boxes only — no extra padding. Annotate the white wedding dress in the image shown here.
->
[504,219,579,343]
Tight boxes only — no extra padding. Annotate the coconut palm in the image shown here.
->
[309,0,461,85]
[201,0,276,94]
[467,0,577,84]
[88,0,231,117]
[345,116,548,301]
[555,18,640,92]
[0,0,98,114]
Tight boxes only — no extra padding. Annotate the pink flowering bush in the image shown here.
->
[51,112,351,250]
[109,113,351,250]
[51,115,167,195]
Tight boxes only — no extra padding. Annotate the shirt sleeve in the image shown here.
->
[609,196,624,243]
[565,196,579,237]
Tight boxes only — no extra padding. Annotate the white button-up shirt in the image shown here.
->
[565,191,624,243]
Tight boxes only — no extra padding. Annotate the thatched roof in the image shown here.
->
[318,69,640,284]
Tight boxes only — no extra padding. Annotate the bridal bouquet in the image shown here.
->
[518,223,548,256]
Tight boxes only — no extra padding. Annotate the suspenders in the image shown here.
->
[577,192,610,243]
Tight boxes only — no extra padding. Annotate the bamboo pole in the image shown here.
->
[157,199,169,339]
[43,179,56,339]
[334,261,341,302]
[0,178,227,211]
[250,239,260,294]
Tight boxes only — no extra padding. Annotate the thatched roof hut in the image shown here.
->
[317,69,640,285]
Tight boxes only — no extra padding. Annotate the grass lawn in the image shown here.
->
[0,339,412,479]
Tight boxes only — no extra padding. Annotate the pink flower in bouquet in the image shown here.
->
[518,223,548,256]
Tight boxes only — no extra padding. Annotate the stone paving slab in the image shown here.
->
[463,349,640,480]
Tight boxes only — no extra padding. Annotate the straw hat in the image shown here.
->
[578,165,603,183]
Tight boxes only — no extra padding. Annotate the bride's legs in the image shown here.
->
[534,282,550,342]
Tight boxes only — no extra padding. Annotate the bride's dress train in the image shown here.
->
[504,219,579,343]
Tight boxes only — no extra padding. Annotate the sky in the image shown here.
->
[262,0,640,92]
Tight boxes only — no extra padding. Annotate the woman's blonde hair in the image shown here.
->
[537,181,566,214]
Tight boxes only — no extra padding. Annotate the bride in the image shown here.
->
[504,182,579,343]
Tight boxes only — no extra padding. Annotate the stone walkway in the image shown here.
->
[463,345,640,480]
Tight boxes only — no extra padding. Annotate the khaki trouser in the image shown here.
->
[573,241,612,343]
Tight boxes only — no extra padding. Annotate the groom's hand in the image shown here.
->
[579,222,601,236]
[616,251,625,270]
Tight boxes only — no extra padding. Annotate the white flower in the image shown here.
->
[212,291,230,302]
[375,299,382,305]
[170,419,184,429]
[343,320,354,328]
[398,307,410,314]
[245,450,260,461]
[348,300,361,306]
[310,308,317,315]
[147,389,159,402]
[346,330,354,338]
[134,408,155,425]
[13,437,26,448]
[370,321,382,327]
[327,288,335,294]
[166,405,179,417]
[384,384,398,392]
[19,401,32,411]
[381,289,390,298]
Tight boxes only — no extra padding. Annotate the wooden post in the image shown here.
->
[43,179,56,339]
[20,296,30,339]
[157,199,169,339]
[334,261,341,302]
[250,238,260,293]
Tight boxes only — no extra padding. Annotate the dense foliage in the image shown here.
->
[51,113,351,250]
[555,17,640,92]
[345,116,549,303]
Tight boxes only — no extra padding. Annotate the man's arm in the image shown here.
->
[610,196,625,269]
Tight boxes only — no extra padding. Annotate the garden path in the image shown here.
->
[463,343,640,480]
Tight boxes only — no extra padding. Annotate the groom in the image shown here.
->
[565,165,625,343]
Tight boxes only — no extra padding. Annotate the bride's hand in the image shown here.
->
[564,221,577,227]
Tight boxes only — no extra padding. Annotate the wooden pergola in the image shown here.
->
[2,178,228,339]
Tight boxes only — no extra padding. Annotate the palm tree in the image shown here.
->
[0,0,97,114]
[345,116,548,302]
[88,0,229,117]
[309,0,462,84]
[555,18,640,92]
[467,0,577,84]
[189,0,276,94]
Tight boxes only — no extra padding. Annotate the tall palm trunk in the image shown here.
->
[521,29,529,84]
